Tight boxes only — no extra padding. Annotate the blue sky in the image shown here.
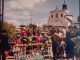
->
[4,0,79,26]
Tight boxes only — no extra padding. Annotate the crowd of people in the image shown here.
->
[0,25,80,60]
[65,26,80,60]
[7,26,51,60]
[51,26,80,60]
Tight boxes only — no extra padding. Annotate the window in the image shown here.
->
[51,15,53,18]
[61,14,63,17]
[56,14,58,18]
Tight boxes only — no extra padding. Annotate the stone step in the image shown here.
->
[6,59,14,60]
[6,56,14,60]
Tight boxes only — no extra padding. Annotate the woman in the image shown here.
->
[65,27,75,60]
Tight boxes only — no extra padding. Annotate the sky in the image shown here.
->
[4,0,79,27]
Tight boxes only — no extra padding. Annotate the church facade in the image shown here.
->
[48,1,77,29]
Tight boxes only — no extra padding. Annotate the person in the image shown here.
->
[35,34,41,43]
[50,28,56,36]
[51,34,59,60]
[58,39,65,59]
[27,34,33,43]
[41,33,48,44]
[1,30,11,60]
[65,26,75,60]
[74,34,80,60]
[15,34,22,44]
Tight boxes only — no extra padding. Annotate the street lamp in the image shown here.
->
[28,9,32,24]
[0,0,4,32]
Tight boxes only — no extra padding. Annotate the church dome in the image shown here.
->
[50,6,62,13]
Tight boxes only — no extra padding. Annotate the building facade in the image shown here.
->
[48,1,77,29]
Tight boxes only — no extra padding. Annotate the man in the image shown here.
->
[51,34,59,60]
[1,30,11,60]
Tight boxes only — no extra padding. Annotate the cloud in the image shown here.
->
[6,20,21,28]
[5,0,46,9]
[4,0,47,26]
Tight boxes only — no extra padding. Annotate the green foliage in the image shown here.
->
[2,22,16,37]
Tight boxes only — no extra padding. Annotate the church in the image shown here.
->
[48,1,77,29]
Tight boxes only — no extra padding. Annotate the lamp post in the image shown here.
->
[78,0,80,31]
[29,10,32,24]
[25,8,32,24]
[0,0,4,32]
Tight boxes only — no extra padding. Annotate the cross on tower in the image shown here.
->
[64,0,65,4]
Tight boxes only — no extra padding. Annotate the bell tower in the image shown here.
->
[62,0,67,10]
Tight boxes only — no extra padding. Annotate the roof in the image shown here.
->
[65,10,73,15]
[66,17,78,23]
[50,8,62,13]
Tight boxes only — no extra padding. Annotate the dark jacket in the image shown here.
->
[51,36,58,52]
[1,34,11,51]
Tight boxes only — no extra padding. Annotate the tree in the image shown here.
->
[2,22,16,37]
[28,24,37,29]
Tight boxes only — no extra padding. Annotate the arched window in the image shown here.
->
[56,14,58,18]
[51,15,53,18]
[61,13,63,17]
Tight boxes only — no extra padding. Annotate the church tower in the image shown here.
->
[62,0,67,10]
